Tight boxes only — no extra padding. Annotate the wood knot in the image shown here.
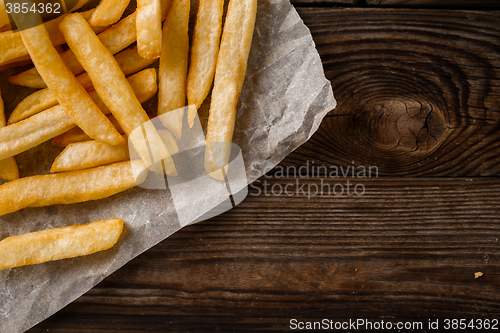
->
[367,98,448,152]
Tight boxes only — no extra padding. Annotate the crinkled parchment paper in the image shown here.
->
[0,0,336,331]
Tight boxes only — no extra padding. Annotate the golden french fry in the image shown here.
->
[114,46,157,75]
[137,0,162,59]
[60,13,175,175]
[158,0,189,139]
[10,12,137,89]
[157,129,179,154]
[0,69,157,160]
[0,105,77,161]
[19,23,124,146]
[9,89,62,126]
[52,126,94,147]
[0,87,18,181]
[51,130,178,173]
[9,47,155,124]
[89,68,159,116]
[187,0,224,127]
[0,54,31,72]
[0,153,18,181]
[51,138,130,173]
[0,44,65,73]
[0,10,105,67]
[0,160,146,217]
[52,115,125,147]
[90,0,131,27]
[52,68,157,148]
[205,0,257,179]
[0,0,9,32]
[0,218,124,270]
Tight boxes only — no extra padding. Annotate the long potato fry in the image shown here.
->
[60,13,176,175]
[187,0,224,127]
[0,106,77,161]
[52,115,124,147]
[53,127,95,147]
[52,138,131,173]
[0,10,105,67]
[0,0,9,32]
[51,130,178,172]
[19,23,124,146]
[52,68,157,148]
[0,87,18,181]
[137,0,162,59]
[0,44,65,72]
[9,47,155,124]
[205,0,257,179]
[90,0,131,26]
[0,69,158,161]
[158,0,189,139]
[10,12,137,89]
[0,151,18,181]
[0,218,124,270]
[0,160,146,217]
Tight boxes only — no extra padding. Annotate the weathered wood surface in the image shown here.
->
[293,0,359,5]
[283,8,500,177]
[29,5,500,333]
[30,178,500,331]
[367,0,500,9]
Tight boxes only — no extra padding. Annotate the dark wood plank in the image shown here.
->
[29,177,500,332]
[367,0,500,9]
[280,8,500,177]
[292,0,359,5]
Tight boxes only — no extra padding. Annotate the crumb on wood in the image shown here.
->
[475,272,483,279]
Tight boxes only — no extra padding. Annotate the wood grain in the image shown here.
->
[292,0,359,5]
[367,0,500,9]
[28,177,500,332]
[280,8,500,177]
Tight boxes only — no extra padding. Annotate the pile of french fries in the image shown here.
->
[0,0,257,270]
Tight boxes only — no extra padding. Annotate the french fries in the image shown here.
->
[0,0,258,270]
[0,160,147,217]
[9,47,156,124]
[51,138,131,173]
[0,69,158,161]
[137,0,162,59]
[90,0,131,26]
[187,0,224,127]
[53,126,99,147]
[160,0,173,20]
[0,218,124,270]
[19,23,124,146]
[0,151,19,181]
[205,0,257,179]
[0,10,106,67]
[10,12,137,89]
[0,105,78,161]
[60,13,175,175]
[51,130,178,173]
[52,115,124,147]
[0,87,19,181]
[0,0,9,32]
[158,0,189,139]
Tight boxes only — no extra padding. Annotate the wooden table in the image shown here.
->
[29,0,500,331]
